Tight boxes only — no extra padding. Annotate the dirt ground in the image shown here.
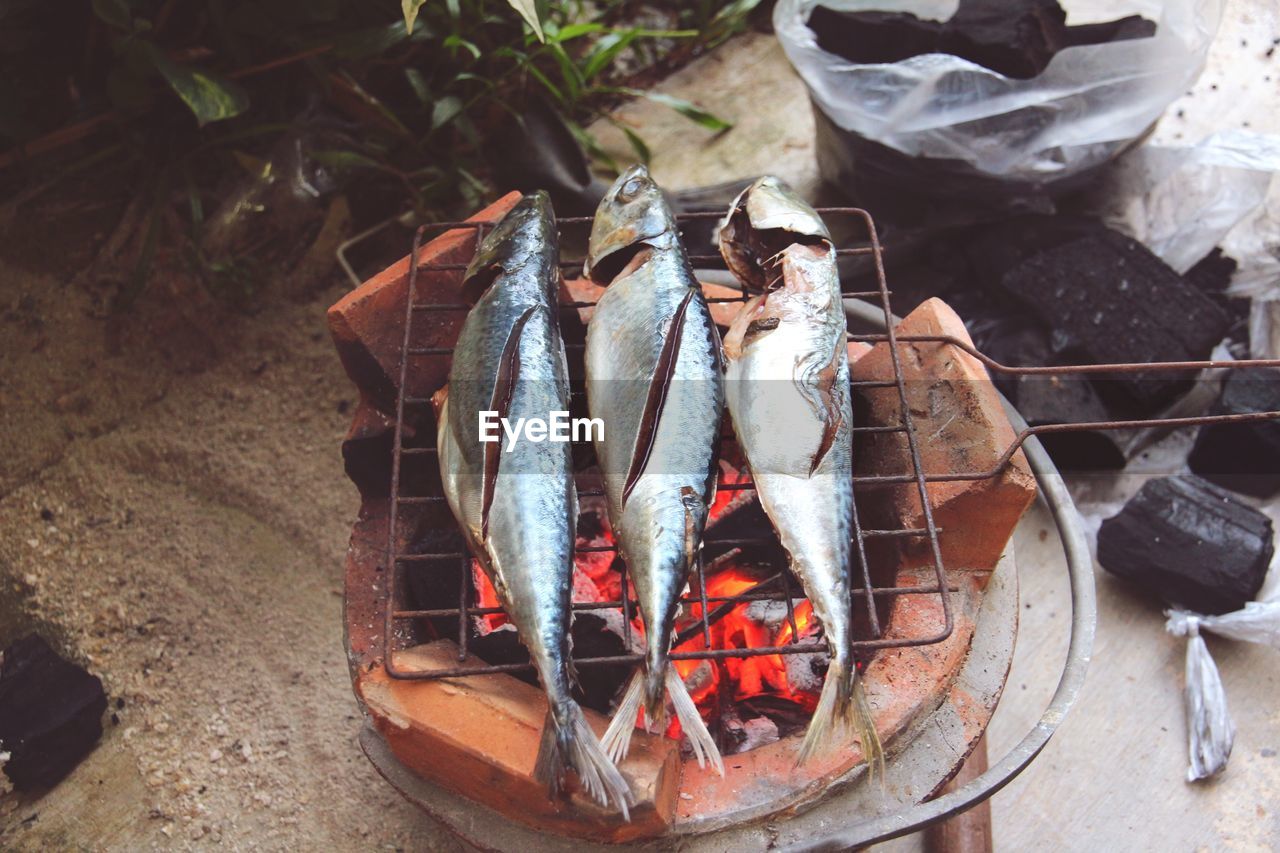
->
[0,205,460,848]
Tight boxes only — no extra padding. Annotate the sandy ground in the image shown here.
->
[0,243,450,848]
[3,2,1280,849]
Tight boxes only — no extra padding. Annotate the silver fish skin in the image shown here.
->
[719,176,883,773]
[585,165,725,775]
[437,192,630,816]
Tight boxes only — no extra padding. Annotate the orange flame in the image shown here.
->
[470,475,823,741]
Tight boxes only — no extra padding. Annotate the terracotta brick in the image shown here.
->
[327,193,522,416]
[358,641,680,843]
[850,298,1036,574]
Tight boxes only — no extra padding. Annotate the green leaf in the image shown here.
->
[525,64,565,106]
[610,87,732,132]
[401,0,426,34]
[443,34,481,61]
[554,22,604,41]
[334,22,412,60]
[505,0,544,43]
[566,119,616,173]
[404,68,431,104]
[149,52,249,126]
[710,0,764,26]
[582,31,636,81]
[431,95,463,130]
[546,41,583,104]
[615,122,650,165]
[311,149,387,171]
[91,0,131,29]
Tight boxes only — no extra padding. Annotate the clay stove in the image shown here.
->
[328,193,1035,847]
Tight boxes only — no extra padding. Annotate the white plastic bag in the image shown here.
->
[1165,594,1280,781]
[775,0,1223,184]
[1088,130,1280,275]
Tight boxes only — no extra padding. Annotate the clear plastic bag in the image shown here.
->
[775,0,1223,186]
[1165,592,1280,781]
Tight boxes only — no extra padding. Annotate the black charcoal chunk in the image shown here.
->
[993,224,1231,411]
[1186,248,1250,358]
[0,634,107,790]
[1188,368,1280,497]
[809,7,943,65]
[1185,247,1238,295]
[939,0,1067,79]
[968,312,1125,470]
[1061,15,1157,48]
[1097,475,1272,614]
[806,1,1156,80]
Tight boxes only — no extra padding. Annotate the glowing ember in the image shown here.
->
[470,482,825,751]
[673,571,821,722]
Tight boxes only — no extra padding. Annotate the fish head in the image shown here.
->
[462,190,557,304]
[718,176,831,293]
[584,164,677,284]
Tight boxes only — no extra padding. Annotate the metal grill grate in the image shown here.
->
[379,206,1280,681]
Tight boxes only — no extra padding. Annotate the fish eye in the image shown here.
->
[619,176,645,199]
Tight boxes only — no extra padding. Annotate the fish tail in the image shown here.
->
[601,667,647,764]
[796,658,883,777]
[535,703,632,820]
[666,666,724,777]
[601,665,725,777]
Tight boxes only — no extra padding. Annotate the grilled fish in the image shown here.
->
[436,192,631,815]
[718,176,883,771]
[584,166,725,775]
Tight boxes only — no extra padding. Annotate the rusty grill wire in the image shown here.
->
[380,206,1280,682]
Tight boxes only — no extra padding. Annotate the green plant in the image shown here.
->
[0,0,763,304]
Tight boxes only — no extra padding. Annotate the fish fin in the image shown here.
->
[604,666,724,777]
[535,704,632,820]
[601,668,647,764]
[800,342,846,477]
[796,659,883,777]
[710,308,727,374]
[430,383,449,422]
[622,289,697,506]
[481,305,538,540]
[667,666,724,777]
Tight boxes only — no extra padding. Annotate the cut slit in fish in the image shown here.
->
[622,288,697,506]
[481,305,537,539]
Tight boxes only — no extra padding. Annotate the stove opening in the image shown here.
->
[404,458,894,759]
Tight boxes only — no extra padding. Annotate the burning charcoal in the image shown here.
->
[739,696,816,739]
[1097,475,1273,615]
[0,634,107,790]
[987,222,1231,411]
[782,647,828,697]
[939,0,1068,79]
[739,716,781,752]
[1188,368,1280,497]
[808,7,943,65]
[719,706,781,757]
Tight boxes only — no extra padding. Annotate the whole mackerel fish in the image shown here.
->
[436,192,630,815]
[718,176,883,771]
[584,166,725,775]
